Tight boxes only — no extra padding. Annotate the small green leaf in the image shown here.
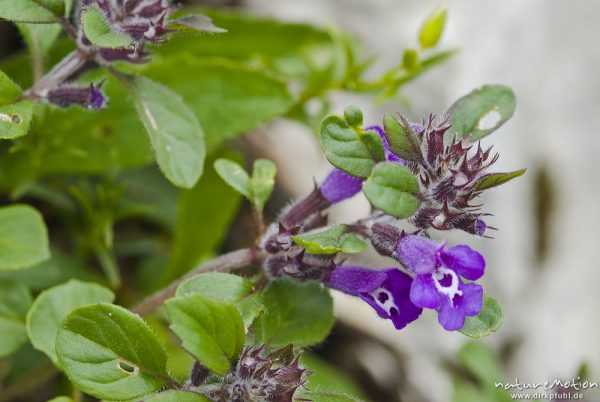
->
[448,84,516,142]
[127,76,205,189]
[343,105,363,127]
[47,397,74,402]
[177,273,263,327]
[0,280,32,357]
[167,14,226,34]
[0,70,22,105]
[419,6,447,49]
[292,224,367,255]
[458,341,504,386]
[0,0,57,23]
[362,162,420,218]
[360,128,386,162]
[0,99,34,139]
[176,272,253,300]
[251,159,277,212]
[81,5,133,49]
[56,303,168,400]
[473,169,526,191]
[165,293,245,375]
[254,280,334,347]
[144,390,212,401]
[460,296,503,338]
[320,115,375,178]
[214,159,251,198]
[382,114,423,162]
[26,279,115,363]
[0,205,50,271]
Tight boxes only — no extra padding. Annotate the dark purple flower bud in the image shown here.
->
[190,360,209,386]
[319,169,363,203]
[327,266,422,330]
[396,235,485,331]
[209,345,308,402]
[370,222,404,258]
[47,82,107,110]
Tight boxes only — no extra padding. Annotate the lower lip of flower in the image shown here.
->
[432,267,462,304]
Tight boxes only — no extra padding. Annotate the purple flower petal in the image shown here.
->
[436,281,483,331]
[360,269,422,330]
[409,273,441,309]
[396,235,439,275]
[327,266,386,296]
[319,169,363,203]
[440,245,485,280]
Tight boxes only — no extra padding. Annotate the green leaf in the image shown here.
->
[292,224,367,255]
[458,342,504,386]
[47,397,74,402]
[402,48,419,72]
[419,6,447,49]
[0,0,57,23]
[301,353,369,401]
[0,205,50,271]
[176,272,253,300]
[343,105,363,127]
[127,76,205,189]
[254,280,334,347]
[165,293,245,375]
[142,58,293,154]
[460,296,503,338]
[473,169,526,191]
[0,280,32,357]
[382,114,423,162]
[17,23,62,78]
[167,14,226,34]
[165,152,243,282]
[251,159,277,212]
[448,84,516,142]
[320,115,375,178]
[144,391,211,402]
[176,272,262,327]
[0,99,34,139]
[360,128,386,162]
[26,279,114,364]
[0,70,22,105]
[56,303,168,400]
[362,162,420,218]
[81,5,132,49]
[214,159,251,198]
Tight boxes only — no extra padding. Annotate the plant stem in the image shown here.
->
[132,247,263,315]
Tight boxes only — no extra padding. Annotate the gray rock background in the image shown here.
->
[247,1,600,400]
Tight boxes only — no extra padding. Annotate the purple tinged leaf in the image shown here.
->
[168,14,227,33]
[473,169,526,191]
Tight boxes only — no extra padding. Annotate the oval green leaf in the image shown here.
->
[473,169,526,191]
[81,5,132,49]
[27,279,115,363]
[214,158,251,198]
[127,76,205,189]
[419,6,447,49]
[251,159,277,212]
[292,224,367,255]
[320,115,374,179]
[0,0,57,23]
[448,84,516,142]
[0,205,50,271]
[460,295,503,338]
[362,162,421,218]
[254,280,334,348]
[0,279,32,357]
[0,99,34,139]
[56,303,168,401]
[165,293,245,375]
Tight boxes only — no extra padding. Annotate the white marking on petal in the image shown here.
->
[369,288,397,315]
[432,267,462,306]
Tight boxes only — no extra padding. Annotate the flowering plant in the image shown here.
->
[0,1,524,401]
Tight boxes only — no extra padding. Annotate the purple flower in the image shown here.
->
[319,169,363,203]
[47,82,107,110]
[327,266,422,330]
[396,235,485,331]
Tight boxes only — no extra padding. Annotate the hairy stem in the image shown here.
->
[132,247,263,315]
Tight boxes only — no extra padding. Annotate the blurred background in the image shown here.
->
[1,0,599,401]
